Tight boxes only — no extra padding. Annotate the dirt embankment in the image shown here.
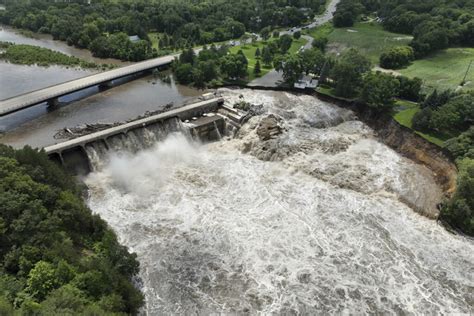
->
[315,92,457,196]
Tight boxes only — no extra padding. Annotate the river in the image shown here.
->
[0,26,202,148]
[85,89,473,314]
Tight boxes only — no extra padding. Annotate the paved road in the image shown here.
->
[249,0,340,87]
[0,54,176,116]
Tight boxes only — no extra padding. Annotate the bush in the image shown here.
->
[397,76,423,102]
[379,46,414,69]
[441,158,474,236]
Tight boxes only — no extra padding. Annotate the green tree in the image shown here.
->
[293,31,301,39]
[26,261,60,300]
[260,26,271,41]
[360,72,401,109]
[312,36,328,52]
[276,54,303,85]
[441,158,474,235]
[331,48,371,98]
[380,46,415,69]
[175,63,194,84]
[300,48,325,75]
[255,47,261,59]
[278,34,293,53]
[261,46,273,67]
[254,60,262,76]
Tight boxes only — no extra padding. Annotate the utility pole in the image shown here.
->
[461,59,472,86]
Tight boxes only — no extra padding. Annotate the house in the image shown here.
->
[294,75,318,89]
[129,35,140,43]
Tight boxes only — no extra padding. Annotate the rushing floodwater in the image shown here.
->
[85,89,474,314]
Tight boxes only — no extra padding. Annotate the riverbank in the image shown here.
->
[222,84,458,202]
[0,41,113,70]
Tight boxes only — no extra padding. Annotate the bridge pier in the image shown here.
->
[47,97,60,108]
[99,80,113,90]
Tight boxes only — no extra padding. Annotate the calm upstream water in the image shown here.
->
[0,25,126,65]
[85,89,474,315]
[0,26,202,148]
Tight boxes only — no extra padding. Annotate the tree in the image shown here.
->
[261,46,273,67]
[26,261,60,300]
[379,46,414,69]
[278,34,293,53]
[441,158,474,235]
[277,54,303,85]
[255,47,261,59]
[397,76,423,102]
[331,48,371,98]
[174,63,194,84]
[179,47,195,64]
[254,60,261,76]
[293,31,301,39]
[220,54,248,79]
[360,72,400,109]
[312,36,328,52]
[300,48,325,75]
[260,26,271,41]
[273,30,280,38]
[445,127,474,160]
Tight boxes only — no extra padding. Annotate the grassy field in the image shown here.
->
[230,37,308,81]
[325,23,412,64]
[400,48,474,93]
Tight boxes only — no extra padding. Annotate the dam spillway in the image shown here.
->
[44,97,244,174]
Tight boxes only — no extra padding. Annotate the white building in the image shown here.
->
[294,75,318,89]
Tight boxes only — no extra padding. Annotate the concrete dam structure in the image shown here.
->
[44,97,244,174]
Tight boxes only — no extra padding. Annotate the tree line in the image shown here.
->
[0,0,325,61]
[332,0,474,63]
[0,146,143,314]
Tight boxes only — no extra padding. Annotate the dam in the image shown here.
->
[44,96,245,174]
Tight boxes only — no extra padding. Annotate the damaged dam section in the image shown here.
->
[46,89,472,314]
[44,97,244,174]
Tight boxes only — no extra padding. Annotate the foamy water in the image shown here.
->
[85,90,474,314]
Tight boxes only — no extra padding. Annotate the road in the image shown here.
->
[249,0,340,87]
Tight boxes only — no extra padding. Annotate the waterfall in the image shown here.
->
[84,117,189,171]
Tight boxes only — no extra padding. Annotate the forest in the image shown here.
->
[0,0,324,61]
[0,146,143,314]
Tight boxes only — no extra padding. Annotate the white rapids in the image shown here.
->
[85,89,474,315]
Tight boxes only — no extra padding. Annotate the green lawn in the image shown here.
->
[229,37,308,81]
[325,22,412,64]
[305,23,334,40]
[392,100,452,147]
[399,48,474,93]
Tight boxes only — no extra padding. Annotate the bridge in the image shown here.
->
[0,54,176,116]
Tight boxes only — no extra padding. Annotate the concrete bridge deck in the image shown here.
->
[0,54,176,116]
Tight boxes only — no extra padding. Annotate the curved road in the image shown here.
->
[249,0,340,87]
